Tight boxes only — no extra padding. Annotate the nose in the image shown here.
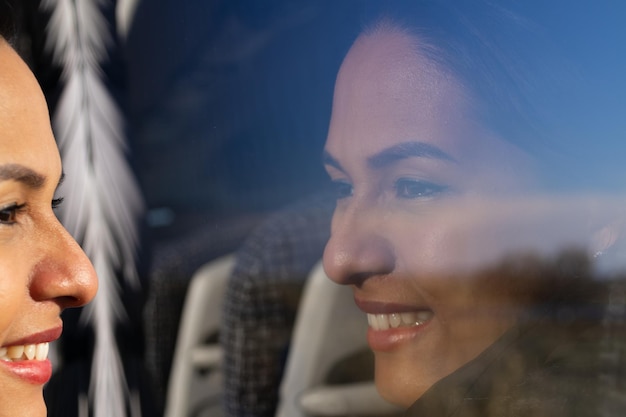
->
[323,202,395,286]
[28,217,98,309]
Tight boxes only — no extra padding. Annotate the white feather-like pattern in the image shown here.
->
[40,1,144,417]
[116,0,140,40]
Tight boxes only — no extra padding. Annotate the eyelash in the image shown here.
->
[394,178,449,200]
[0,203,27,225]
[330,180,353,200]
[330,178,448,201]
[52,197,64,209]
[0,198,64,226]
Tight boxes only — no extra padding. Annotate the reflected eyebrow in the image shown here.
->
[367,141,456,169]
[0,164,46,188]
[322,150,344,172]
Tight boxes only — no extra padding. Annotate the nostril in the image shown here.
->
[55,295,83,309]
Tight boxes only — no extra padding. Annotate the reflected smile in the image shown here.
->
[367,311,434,330]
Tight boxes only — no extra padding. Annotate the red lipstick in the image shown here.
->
[0,359,53,385]
[0,325,62,385]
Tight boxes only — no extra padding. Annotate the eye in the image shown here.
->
[52,197,64,210]
[0,203,26,225]
[395,178,448,200]
[330,180,353,200]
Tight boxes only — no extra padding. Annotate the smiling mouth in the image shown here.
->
[0,343,50,362]
[367,311,434,330]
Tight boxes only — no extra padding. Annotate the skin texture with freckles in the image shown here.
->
[0,39,98,417]
[322,27,538,407]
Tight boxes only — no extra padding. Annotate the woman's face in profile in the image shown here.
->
[0,41,97,417]
[323,28,537,407]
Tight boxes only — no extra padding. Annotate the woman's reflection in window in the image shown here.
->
[322,3,626,415]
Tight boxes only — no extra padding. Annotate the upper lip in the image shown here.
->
[2,325,63,347]
[354,297,432,315]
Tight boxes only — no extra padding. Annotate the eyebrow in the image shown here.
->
[367,141,456,169]
[0,164,46,188]
[323,141,456,172]
[322,151,344,172]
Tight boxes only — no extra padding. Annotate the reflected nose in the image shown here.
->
[323,203,395,286]
[29,217,98,308]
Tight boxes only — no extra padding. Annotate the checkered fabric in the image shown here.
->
[221,192,335,417]
[144,214,261,414]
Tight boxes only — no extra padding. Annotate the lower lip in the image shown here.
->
[367,321,432,352]
[0,359,53,385]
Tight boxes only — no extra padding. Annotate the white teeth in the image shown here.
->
[0,342,49,362]
[376,314,390,330]
[24,344,36,360]
[35,343,49,361]
[401,312,418,325]
[7,345,24,359]
[367,311,433,330]
[389,313,402,328]
[417,311,433,322]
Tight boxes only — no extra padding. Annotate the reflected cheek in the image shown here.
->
[395,221,458,273]
[400,216,490,277]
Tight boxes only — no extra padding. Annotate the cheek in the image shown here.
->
[397,206,525,278]
[393,216,473,276]
[0,279,25,342]
[0,239,35,332]
[394,215,522,323]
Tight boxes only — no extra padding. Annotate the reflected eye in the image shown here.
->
[0,203,26,225]
[331,180,353,200]
[395,179,448,199]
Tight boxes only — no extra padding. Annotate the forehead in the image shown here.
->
[0,41,61,172]
[324,28,536,189]
[336,29,461,100]
[326,29,475,159]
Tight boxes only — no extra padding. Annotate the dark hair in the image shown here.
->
[0,0,17,45]
[353,0,626,192]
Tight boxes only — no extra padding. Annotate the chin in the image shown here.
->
[19,398,46,417]
[374,354,434,408]
[0,390,47,417]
